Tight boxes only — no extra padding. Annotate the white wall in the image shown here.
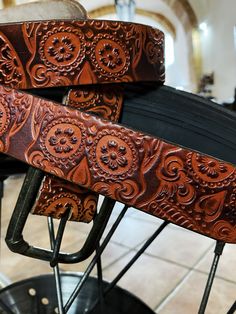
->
[191,0,236,102]
[80,0,193,91]
[81,0,236,101]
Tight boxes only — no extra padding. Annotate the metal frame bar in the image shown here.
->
[95,242,105,314]
[198,241,225,314]
[5,167,116,264]
[0,176,6,255]
[227,300,236,314]
[64,205,129,313]
[48,217,65,314]
[87,220,169,313]
[0,299,15,314]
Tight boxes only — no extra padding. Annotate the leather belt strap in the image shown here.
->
[32,85,124,221]
[0,19,164,89]
[0,19,164,222]
[1,85,236,243]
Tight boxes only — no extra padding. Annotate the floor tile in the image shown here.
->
[103,215,161,249]
[141,224,214,268]
[129,207,164,224]
[101,242,130,269]
[2,175,236,314]
[0,239,52,283]
[157,271,236,314]
[61,241,130,276]
[103,252,188,309]
[1,175,24,233]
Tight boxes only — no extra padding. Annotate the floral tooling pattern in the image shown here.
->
[100,140,128,171]
[0,20,164,88]
[0,33,26,88]
[2,87,236,243]
[32,85,124,222]
[39,27,85,72]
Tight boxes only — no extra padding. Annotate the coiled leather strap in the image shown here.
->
[1,85,236,243]
[0,19,164,221]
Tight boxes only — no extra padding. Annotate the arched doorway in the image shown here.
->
[87,1,199,92]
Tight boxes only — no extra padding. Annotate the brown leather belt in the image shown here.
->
[0,19,164,222]
[1,85,236,243]
[32,84,124,222]
[1,19,236,244]
[0,20,164,89]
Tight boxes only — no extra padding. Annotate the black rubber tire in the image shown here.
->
[3,83,236,175]
[120,84,236,165]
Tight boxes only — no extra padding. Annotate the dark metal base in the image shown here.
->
[0,272,154,314]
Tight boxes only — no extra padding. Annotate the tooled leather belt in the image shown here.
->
[1,20,236,244]
[0,19,164,222]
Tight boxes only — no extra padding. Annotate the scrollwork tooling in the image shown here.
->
[0,20,164,89]
[1,18,236,244]
[31,83,124,221]
[1,85,236,243]
[0,32,26,88]
[32,175,97,222]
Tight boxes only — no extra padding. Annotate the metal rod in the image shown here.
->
[5,167,45,253]
[88,220,169,312]
[0,178,4,256]
[227,300,236,314]
[50,206,71,267]
[64,204,129,313]
[96,242,105,314]
[48,217,65,314]
[0,299,15,314]
[198,241,225,314]
[103,220,168,294]
[6,193,115,264]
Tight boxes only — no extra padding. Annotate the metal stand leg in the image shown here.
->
[228,300,236,314]
[49,206,71,268]
[96,242,105,314]
[0,177,6,255]
[48,217,65,314]
[0,299,14,314]
[64,204,129,313]
[198,241,225,314]
[87,220,169,313]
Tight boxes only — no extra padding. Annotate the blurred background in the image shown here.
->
[0,0,235,104]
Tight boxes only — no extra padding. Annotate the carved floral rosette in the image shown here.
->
[2,86,236,243]
[0,20,164,89]
[31,84,124,221]
[0,19,164,223]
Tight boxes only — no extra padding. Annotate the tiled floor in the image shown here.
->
[1,175,236,313]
